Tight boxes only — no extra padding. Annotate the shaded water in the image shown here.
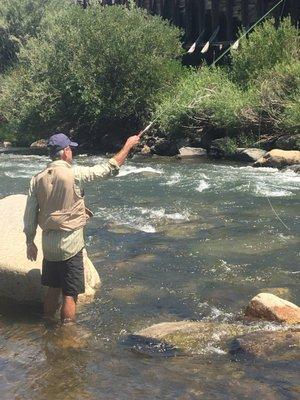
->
[0,150,299,399]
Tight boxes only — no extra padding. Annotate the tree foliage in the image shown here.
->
[0,1,183,145]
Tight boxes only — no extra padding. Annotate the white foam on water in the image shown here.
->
[165,173,181,186]
[118,166,163,177]
[140,207,189,221]
[4,171,33,179]
[253,184,294,197]
[196,180,210,192]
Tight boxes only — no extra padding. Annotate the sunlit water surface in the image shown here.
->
[0,150,299,399]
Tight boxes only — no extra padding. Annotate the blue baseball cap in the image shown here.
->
[47,133,78,152]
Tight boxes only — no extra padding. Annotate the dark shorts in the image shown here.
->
[41,250,85,297]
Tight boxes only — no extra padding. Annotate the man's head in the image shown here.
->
[47,133,78,164]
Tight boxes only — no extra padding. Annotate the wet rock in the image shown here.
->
[178,147,207,158]
[253,149,300,168]
[0,141,12,148]
[275,134,300,151]
[231,148,266,163]
[245,293,300,324]
[0,194,100,305]
[151,137,178,156]
[282,164,300,173]
[30,139,48,148]
[140,144,152,156]
[230,329,300,361]
[129,321,250,355]
[253,135,278,151]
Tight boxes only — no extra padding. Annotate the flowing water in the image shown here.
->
[0,149,299,400]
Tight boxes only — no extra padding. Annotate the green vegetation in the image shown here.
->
[155,18,300,151]
[0,0,182,145]
[0,0,299,152]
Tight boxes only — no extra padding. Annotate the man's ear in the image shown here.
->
[61,148,68,161]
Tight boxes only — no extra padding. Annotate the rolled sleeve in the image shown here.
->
[74,157,119,184]
[23,178,39,244]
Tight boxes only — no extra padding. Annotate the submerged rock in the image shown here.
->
[128,321,250,355]
[0,194,100,305]
[245,293,300,324]
[253,149,300,168]
[230,329,300,361]
[282,164,300,173]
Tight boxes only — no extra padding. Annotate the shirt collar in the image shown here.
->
[47,160,72,168]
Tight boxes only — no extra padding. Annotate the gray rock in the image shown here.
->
[230,329,300,361]
[232,148,266,162]
[0,141,12,148]
[275,134,300,151]
[30,139,48,148]
[178,146,207,158]
[282,164,300,173]
[254,136,278,151]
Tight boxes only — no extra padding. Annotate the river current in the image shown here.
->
[0,150,299,399]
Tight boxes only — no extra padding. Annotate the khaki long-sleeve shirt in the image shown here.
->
[23,158,119,261]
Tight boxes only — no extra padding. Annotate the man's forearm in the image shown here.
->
[113,144,132,167]
[113,134,141,166]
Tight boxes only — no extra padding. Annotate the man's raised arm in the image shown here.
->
[74,134,141,183]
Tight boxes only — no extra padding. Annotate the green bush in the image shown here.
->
[0,0,54,73]
[154,17,299,145]
[0,1,183,145]
[231,18,299,86]
[156,66,255,138]
[253,61,300,134]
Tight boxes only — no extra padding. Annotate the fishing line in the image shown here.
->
[266,196,290,231]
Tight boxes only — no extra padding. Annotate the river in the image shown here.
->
[0,150,299,399]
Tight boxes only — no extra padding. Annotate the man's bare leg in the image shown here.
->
[61,295,77,323]
[44,287,61,319]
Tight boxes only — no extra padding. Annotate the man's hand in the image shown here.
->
[113,134,141,166]
[124,134,141,151]
[27,242,38,261]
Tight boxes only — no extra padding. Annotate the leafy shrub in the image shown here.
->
[156,66,255,139]
[0,0,54,73]
[154,18,299,145]
[231,18,299,86]
[0,1,183,145]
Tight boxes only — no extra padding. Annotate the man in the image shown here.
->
[24,132,140,323]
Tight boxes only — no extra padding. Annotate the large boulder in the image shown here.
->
[125,321,251,356]
[230,329,300,361]
[245,293,300,324]
[0,194,100,304]
[231,148,266,163]
[178,146,207,158]
[253,149,300,168]
[0,141,12,148]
